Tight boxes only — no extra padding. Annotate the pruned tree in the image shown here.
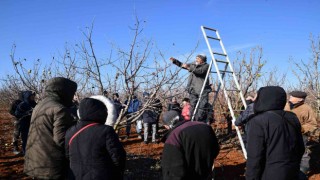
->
[110,16,190,130]
[290,34,320,118]
[212,46,266,116]
[8,44,54,99]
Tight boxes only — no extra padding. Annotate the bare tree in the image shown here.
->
[290,34,320,118]
[213,46,265,114]
[9,44,54,99]
[110,17,199,130]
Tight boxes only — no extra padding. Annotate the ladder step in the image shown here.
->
[220,70,233,73]
[210,70,233,74]
[203,26,217,31]
[207,36,220,41]
[216,59,229,63]
[213,52,227,56]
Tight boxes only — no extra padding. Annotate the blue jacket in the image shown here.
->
[125,98,141,113]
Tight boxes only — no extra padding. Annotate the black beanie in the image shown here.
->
[79,98,108,123]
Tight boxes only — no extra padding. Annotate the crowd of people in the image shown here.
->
[7,54,319,180]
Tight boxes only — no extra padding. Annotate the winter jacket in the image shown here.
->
[125,98,141,113]
[65,97,126,180]
[167,102,181,112]
[172,59,211,95]
[284,102,318,135]
[246,86,305,180]
[235,102,255,135]
[181,103,191,121]
[113,99,123,118]
[142,98,162,124]
[24,77,77,179]
[15,91,36,120]
[9,91,23,117]
[161,121,220,180]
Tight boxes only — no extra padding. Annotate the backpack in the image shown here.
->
[9,99,23,117]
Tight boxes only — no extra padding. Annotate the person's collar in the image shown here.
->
[160,120,187,142]
[289,100,304,109]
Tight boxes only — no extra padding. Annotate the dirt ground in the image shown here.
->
[1,107,319,180]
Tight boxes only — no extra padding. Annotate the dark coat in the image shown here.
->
[113,99,122,117]
[65,122,126,180]
[161,121,220,180]
[24,77,77,179]
[172,59,211,95]
[246,86,305,180]
[167,102,181,112]
[142,98,162,124]
[65,98,126,180]
[9,91,23,117]
[235,102,255,139]
[15,91,36,120]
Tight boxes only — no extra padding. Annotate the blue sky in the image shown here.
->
[1,0,319,82]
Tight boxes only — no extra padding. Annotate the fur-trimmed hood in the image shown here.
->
[77,95,117,127]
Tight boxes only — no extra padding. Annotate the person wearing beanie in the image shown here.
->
[9,91,24,154]
[65,96,126,180]
[14,90,37,155]
[112,93,122,116]
[284,90,318,178]
[24,77,77,179]
[161,110,220,180]
[169,54,211,122]
[141,92,162,144]
[167,96,181,113]
[246,86,305,180]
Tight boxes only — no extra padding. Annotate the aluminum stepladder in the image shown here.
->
[191,26,248,159]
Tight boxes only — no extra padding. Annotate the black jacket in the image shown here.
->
[142,98,162,124]
[15,91,36,120]
[65,98,126,180]
[246,86,305,180]
[9,91,23,117]
[161,121,220,180]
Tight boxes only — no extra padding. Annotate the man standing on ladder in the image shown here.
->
[170,54,211,122]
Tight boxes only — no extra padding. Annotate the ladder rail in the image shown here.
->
[191,26,222,122]
[200,25,248,159]
[216,31,247,110]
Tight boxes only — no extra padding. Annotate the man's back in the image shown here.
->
[285,102,317,134]
[162,121,219,180]
[246,86,304,180]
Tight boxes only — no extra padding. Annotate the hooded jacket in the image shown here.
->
[15,90,36,120]
[9,91,23,117]
[65,97,126,180]
[161,120,220,180]
[246,86,305,180]
[24,77,77,179]
[172,59,211,95]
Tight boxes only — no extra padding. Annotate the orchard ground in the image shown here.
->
[0,108,319,180]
